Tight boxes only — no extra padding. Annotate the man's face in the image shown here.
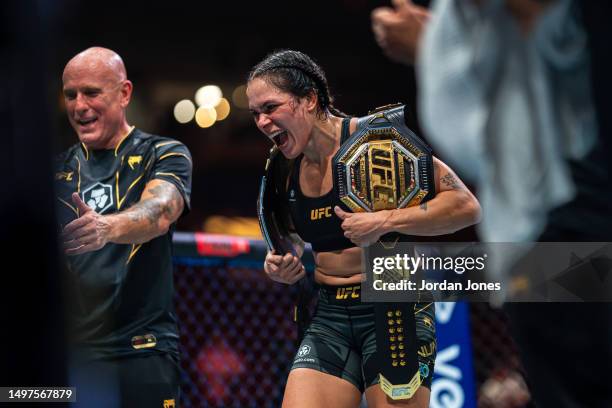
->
[62,62,131,149]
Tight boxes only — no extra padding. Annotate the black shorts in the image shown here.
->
[291,284,436,392]
[71,352,181,408]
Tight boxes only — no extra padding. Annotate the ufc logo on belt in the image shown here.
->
[310,206,332,220]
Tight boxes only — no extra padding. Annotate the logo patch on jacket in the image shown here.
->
[81,182,114,214]
[55,171,73,181]
[128,155,143,170]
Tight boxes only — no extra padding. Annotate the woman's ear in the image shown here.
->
[305,89,318,113]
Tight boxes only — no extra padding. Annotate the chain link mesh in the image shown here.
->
[174,259,297,407]
[174,256,527,407]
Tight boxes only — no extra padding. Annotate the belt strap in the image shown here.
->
[374,302,422,400]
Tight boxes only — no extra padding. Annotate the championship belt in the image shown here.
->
[257,147,311,340]
[332,104,435,400]
[333,103,435,213]
[257,146,304,256]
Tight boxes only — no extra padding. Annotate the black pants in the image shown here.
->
[506,303,612,408]
[505,224,612,407]
[71,352,181,408]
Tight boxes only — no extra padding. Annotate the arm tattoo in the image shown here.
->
[127,183,183,225]
[127,197,159,225]
[149,184,182,219]
[440,173,462,189]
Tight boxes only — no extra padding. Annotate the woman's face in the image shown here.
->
[246,77,315,159]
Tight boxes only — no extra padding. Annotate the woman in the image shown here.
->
[247,50,481,408]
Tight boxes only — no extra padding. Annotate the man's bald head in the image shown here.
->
[63,47,127,84]
[62,47,133,150]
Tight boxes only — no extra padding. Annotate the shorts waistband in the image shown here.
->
[319,283,364,305]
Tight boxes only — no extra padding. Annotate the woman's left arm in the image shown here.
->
[335,157,481,246]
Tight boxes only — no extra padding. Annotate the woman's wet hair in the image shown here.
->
[248,50,346,118]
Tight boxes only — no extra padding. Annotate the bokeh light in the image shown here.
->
[195,106,217,128]
[173,99,196,124]
[195,85,222,108]
[215,98,231,121]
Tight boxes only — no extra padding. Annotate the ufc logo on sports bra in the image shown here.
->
[310,206,332,220]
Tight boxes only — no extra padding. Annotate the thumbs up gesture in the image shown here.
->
[371,0,430,65]
[61,192,112,255]
[334,206,392,247]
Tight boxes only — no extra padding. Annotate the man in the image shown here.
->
[371,0,430,66]
[55,47,192,407]
[371,1,612,407]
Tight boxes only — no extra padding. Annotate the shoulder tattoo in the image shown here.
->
[440,173,462,189]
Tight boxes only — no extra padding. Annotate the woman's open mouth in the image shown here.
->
[270,130,288,147]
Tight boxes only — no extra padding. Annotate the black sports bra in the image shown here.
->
[286,118,354,252]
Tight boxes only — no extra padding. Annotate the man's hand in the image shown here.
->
[61,179,185,255]
[371,0,430,65]
[62,192,112,255]
[263,251,305,284]
[334,206,391,247]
